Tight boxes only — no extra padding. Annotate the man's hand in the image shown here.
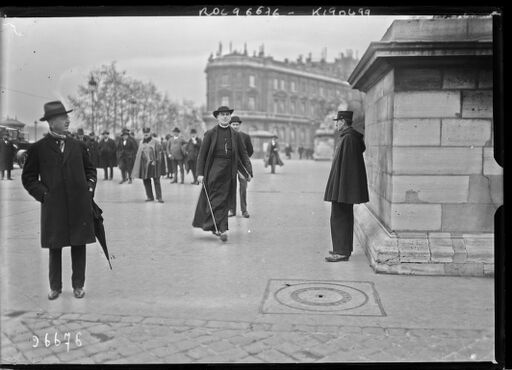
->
[246,175,252,182]
[197,175,204,183]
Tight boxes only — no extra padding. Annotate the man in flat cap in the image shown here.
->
[167,127,188,184]
[22,101,97,299]
[132,127,164,202]
[98,130,117,180]
[185,128,202,185]
[116,128,137,184]
[192,106,252,242]
[324,111,369,262]
[228,116,253,218]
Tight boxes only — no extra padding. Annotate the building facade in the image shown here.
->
[203,46,362,157]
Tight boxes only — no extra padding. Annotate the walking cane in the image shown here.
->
[202,179,220,236]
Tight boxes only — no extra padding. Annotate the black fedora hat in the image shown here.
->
[76,128,84,135]
[172,127,181,133]
[40,101,73,121]
[333,110,353,121]
[102,130,110,135]
[190,128,197,134]
[212,106,234,118]
[142,127,151,133]
[230,116,242,124]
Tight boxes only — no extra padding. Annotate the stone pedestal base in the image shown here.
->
[354,204,494,277]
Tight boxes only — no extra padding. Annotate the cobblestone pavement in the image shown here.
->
[1,160,495,365]
[1,310,494,364]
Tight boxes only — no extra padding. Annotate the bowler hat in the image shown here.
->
[333,111,353,122]
[230,116,242,124]
[40,101,73,121]
[76,128,84,135]
[190,128,197,134]
[212,106,234,118]
[121,128,130,135]
[102,130,109,135]
[142,127,151,133]
[172,127,180,133]
[89,132,95,137]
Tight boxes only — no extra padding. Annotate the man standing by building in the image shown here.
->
[192,106,252,242]
[116,128,137,184]
[0,131,17,180]
[265,135,284,174]
[167,127,187,184]
[22,101,97,299]
[324,111,369,262]
[185,128,202,185]
[228,116,253,218]
[132,127,164,203]
[98,130,117,180]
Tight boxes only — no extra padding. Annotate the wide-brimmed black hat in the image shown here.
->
[76,128,84,135]
[40,101,73,121]
[213,106,234,118]
[102,130,109,135]
[333,111,353,121]
[121,128,130,135]
[230,116,242,124]
[172,127,180,133]
[142,127,151,133]
[190,128,197,134]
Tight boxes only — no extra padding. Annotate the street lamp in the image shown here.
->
[88,75,98,134]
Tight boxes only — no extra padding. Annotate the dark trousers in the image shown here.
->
[230,174,248,214]
[171,160,184,183]
[49,245,86,291]
[188,160,198,182]
[143,177,162,200]
[330,202,354,256]
[120,169,132,181]
[103,167,113,180]
[1,170,12,179]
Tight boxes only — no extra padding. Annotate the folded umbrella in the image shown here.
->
[91,199,112,270]
[202,180,219,236]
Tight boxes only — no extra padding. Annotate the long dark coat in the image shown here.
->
[0,139,16,171]
[192,125,252,231]
[265,140,284,167]
[21,135,97,249]
[324,126,369,204]
[116,137,138,172]
[239,131,254,158]
[85,137,99,168]
[131,137,164,179]
[98,137,117,167]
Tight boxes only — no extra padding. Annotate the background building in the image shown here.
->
[203,44,363,157]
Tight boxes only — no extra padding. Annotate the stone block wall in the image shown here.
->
[364,69,395,227]
[390,65,500,233]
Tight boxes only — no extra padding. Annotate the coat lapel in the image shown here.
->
[62,138,73,164]
[44,135,62,155]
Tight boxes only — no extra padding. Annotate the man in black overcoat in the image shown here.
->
[98,130,117,180]
[323,111,369,262]
[192,106,253,242]
[228,116,253,218]
[22,101,97,299]
[0,132,17,180]
[116,128,138,184]
[185,128,202,185]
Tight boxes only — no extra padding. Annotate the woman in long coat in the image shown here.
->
[264,135,284,174]
[192,106,252,242]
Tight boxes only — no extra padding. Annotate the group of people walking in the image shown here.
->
[21,100,368,300]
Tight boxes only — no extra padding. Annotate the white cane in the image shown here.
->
[202,180,220,236]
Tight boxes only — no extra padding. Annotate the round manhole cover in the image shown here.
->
[274,282,369,312]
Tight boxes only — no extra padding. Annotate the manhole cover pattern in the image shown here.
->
[275,282,368,312]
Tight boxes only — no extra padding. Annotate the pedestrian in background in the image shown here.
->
[167,127,187,184]
[98,130,117,180]
[265,135,284,174]
[324,111,369,262]
[185,128,202,185]
[22,101,97,300]
[298,145,304,159]
[192,106,252,242]
[116,128,137,184]
[0,132,17,180]
[132,127,164,203]
[86,132,100,168]
[228,116,253,218]
[284,144,293,159]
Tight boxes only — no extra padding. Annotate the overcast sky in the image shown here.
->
[1,15,417,126]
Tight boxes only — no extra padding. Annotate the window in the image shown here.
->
[279,100,285,113]
[221,74,229,86]
[249,75,256,88]
[301,101,306,114]
[291,81,296,92]
[273,99,278,113]
[221,96,229,106]
[248,96,256,110]
[280,80,285,90]
[273,79,278,89]
[290,100,296,114]
[319,87,324,97]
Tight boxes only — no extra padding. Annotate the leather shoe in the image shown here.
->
[219,233,228,242]
[228,210,235,217]
[48,290,61,300]
[73,288,85,299]
[242,212,250,218]
[157,199,164,203]
[325,254,350,262]
[145,198,154,202]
